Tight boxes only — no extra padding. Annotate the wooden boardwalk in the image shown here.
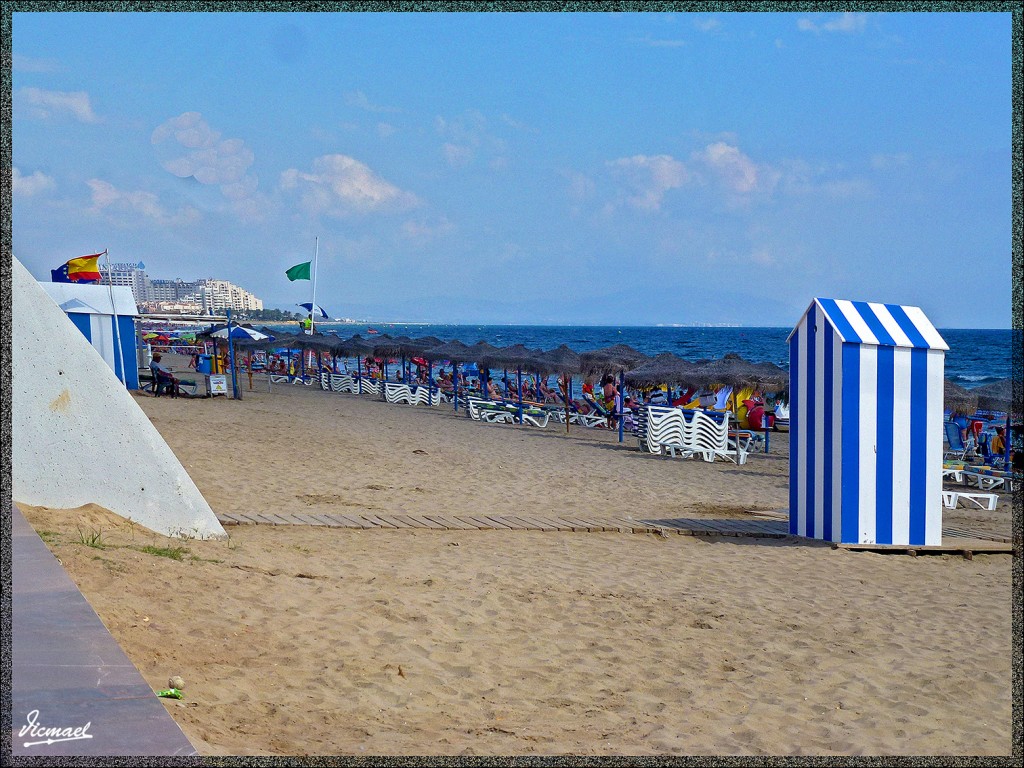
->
[215,511,1013,554]
[217,510,790,537]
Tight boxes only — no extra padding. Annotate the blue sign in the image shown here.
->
[137,261,146,269]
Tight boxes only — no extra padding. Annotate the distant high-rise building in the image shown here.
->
[99,262,152,303]
[99,263,263,314]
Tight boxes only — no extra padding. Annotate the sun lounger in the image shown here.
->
[962,466,1014,492]
[637,406,748,465]
[319,372,357,393]
[410,386,442,407]
[271,373,313,385]
[954,491,999,511]
[385,382,414,404]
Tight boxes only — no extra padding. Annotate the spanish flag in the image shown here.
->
[53,252,104,283]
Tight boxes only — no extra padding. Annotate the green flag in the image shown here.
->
[285,261,312,281]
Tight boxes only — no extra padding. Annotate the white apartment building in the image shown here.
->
[99,262,151,303]
[98,263,263,314]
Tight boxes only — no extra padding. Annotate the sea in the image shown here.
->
[261,323,1015,389]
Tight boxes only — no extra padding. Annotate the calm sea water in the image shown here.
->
[266,323,1014,389]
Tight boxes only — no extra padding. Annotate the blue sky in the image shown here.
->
[11,10,1013,327]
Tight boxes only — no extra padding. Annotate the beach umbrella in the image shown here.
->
[970,378,1017,470]
[580,344,649,377]
[971,378,1017,415]
[464,341,503,400]
[539,345,582,433]
[944,379,979,416]
[624,352,699,388]
[296,301,329,319]
[332,334,378,394]
[581,344,650,442]
[421,340,475,411]
[690,353,765,391]
[480,344,549,423]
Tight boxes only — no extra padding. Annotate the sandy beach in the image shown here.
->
[19,364,1015,756]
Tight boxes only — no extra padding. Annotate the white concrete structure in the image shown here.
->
[11,255,226,539]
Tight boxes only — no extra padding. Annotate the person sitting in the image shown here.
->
[486,378,503,401]
[538,379,559,403]
[601,375,619,427]
[150,353,179,398]
[990,426,1006,458]
[622,396,639,431]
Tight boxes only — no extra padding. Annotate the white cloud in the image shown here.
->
[442,142,474,167]
[693,142,770,194]
[401,216,454,245]
[13,53,60,72]
[18,87,99,123]
[280,154,418,217]
[12,167,55,197]
[694,18,720,33]
[607,154,689,210]
[776,158,874,199]
[376,122,396,138]
[436,110,507,169]
[86,179,200,226]
[345,90,400,113]
[870,152,910,170]
[151,112,255,186]
[798,13,868,34]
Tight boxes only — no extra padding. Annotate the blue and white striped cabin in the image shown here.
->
[39,282,140,391]
[787,299,948,546]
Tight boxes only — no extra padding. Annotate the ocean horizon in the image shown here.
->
[253,322,1014,389]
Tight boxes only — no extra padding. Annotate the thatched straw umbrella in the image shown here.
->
[687,353,791,432]
[463,341,503,399]
[970,378,1017,468]
[538,345,582,433]
[580,344,649,442]
[421,340,475,411]
[624,352,699,388]
[480,344,550,422]
[333,334,378,394]
[971,378,1017,416]
[944,379,979,416]
[579,344,649,377]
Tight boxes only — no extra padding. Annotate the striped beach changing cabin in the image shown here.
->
[788,299,948,546]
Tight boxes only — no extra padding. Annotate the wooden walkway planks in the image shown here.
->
[214,511,1009,551]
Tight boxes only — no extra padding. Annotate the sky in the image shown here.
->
[9,10,1014,327]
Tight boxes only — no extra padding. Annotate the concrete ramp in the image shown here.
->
[11,255,225,540]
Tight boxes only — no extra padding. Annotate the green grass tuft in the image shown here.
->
[76,527,105,548]
[138,545,189,561]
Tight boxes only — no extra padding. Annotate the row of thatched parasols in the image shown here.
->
[221,327,1016,423]
[229,331,792,391]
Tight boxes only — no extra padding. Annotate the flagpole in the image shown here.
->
[310,237,319,335]
[103,250,128,386]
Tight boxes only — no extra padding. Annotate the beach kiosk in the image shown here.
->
[787,299,948,546]
[39,280,140,390]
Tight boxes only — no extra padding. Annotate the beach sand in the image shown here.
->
[19,368,1014,755]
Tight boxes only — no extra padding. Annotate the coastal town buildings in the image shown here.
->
[99,262,263,315]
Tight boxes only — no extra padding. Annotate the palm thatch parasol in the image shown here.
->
[688,354,782,391]
[624,352,699,387]
[479,344,545,371]
[463,340,503,365]
[579,344,649,376]
[333,334,376,357]
[944,379,979,416]
[537,345,582,432]
[420,339,474,362]
[420,340,476,411]
[970,378,1017,416]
